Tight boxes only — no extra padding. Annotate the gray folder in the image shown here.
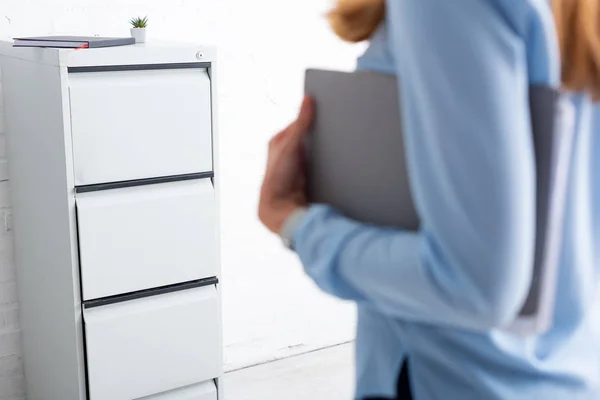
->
[304,69,575,334]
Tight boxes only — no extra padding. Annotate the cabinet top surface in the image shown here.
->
[0,40,216,67]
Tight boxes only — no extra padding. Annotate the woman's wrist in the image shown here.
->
[259,200,306,235]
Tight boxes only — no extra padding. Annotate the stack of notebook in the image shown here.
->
[13,36,135,49]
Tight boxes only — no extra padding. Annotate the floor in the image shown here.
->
[225,342,355,400]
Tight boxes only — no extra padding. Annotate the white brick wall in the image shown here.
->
[1,78,23,400]
[1,40,24,395]
[0,1,361,398]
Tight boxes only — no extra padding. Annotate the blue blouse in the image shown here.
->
[292,0,600,398]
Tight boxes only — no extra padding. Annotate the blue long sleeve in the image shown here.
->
[295,0,539,331]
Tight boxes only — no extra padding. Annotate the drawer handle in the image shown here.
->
[83,277,219,309]
[75,171,214,194]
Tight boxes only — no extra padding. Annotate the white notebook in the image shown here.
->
[305,69,575,335]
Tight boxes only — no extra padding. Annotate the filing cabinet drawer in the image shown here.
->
[84,286,221,400]
[69,67,213,186]
[137,380,217,400]
[76,179,217,300]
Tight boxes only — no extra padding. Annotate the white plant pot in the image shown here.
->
[130,28,147,43]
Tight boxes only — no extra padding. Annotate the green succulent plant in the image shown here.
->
[129,16,148,28]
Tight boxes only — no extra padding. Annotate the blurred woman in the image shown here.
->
[259,0,600,398]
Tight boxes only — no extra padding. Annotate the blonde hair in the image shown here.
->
[328,0,600,99]
[327,0,385,43]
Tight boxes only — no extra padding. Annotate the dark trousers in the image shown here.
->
[364,359,414,400]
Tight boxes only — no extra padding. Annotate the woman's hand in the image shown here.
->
[259,96,314,234]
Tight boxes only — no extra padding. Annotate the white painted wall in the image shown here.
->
[0,1,361,397]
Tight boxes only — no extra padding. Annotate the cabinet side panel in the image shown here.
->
[0,56,86,400]
[208,62,224,399]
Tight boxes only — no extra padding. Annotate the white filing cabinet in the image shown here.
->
[0,42,222,400]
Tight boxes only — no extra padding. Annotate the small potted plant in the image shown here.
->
[129,16,148,43]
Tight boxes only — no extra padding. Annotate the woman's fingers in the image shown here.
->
[258,97,312,234]
[269,126,291,147]
[279,96,314,154]
[292,96,315,138]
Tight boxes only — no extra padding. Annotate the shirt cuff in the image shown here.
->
[280,207,309,250]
